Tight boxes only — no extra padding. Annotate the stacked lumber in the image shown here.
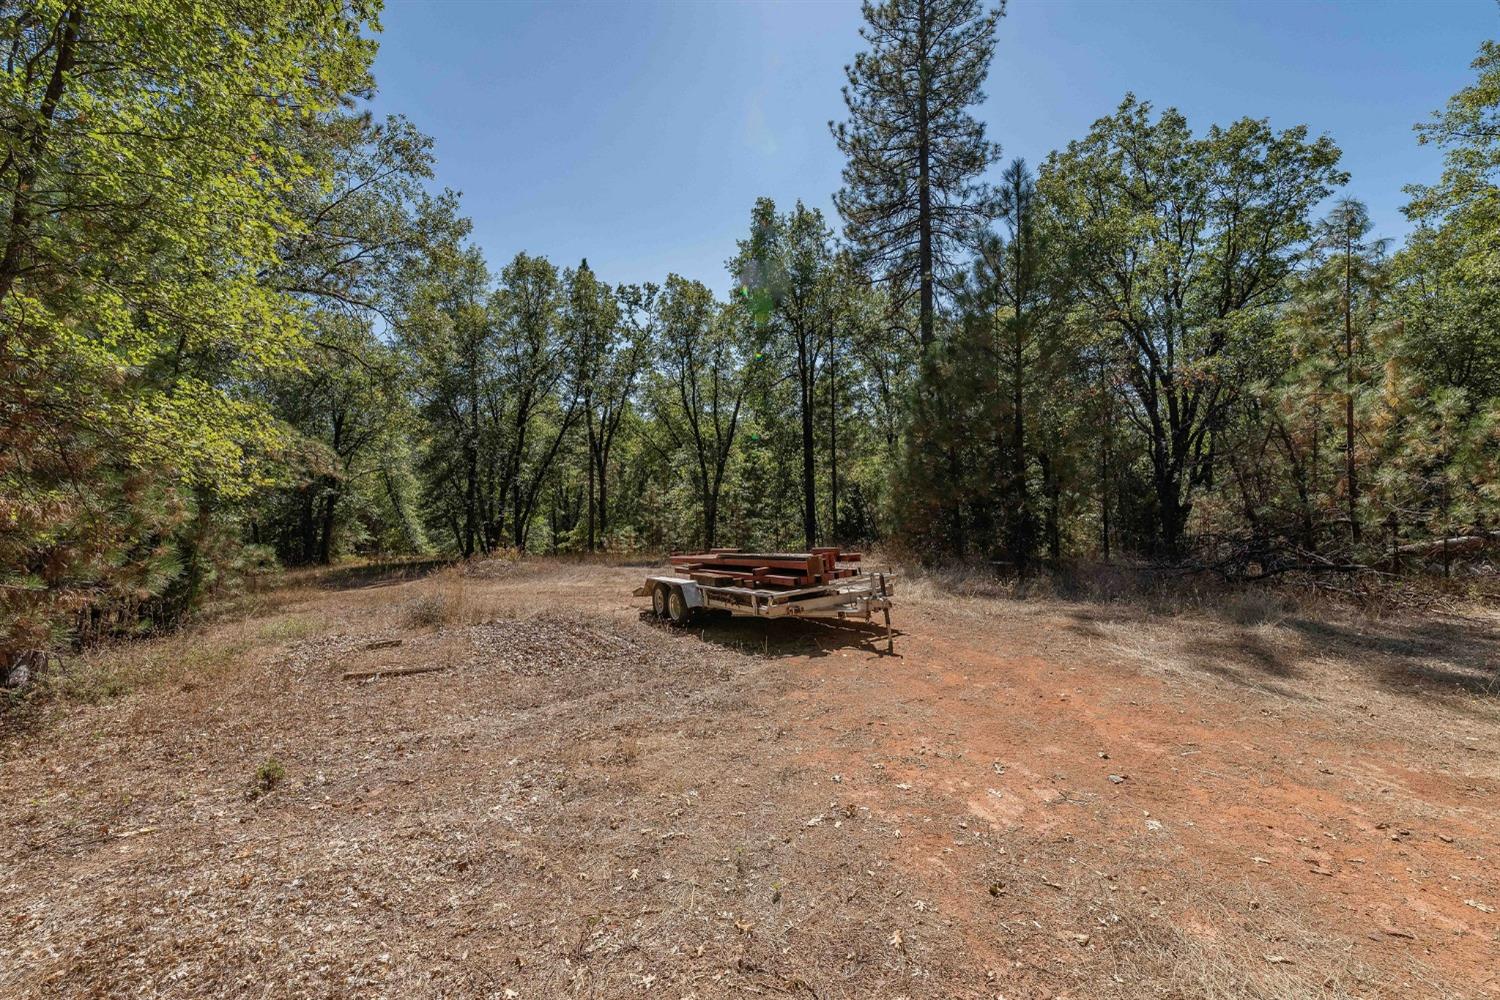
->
[668,547,862,590]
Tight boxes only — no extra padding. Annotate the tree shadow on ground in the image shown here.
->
[1059,601,1500,708]
[643,612,902,660]
[1061,605,1308,700]
[1285,615,1500,702]
[1177,632,1310,701]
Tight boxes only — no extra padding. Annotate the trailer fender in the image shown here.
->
[638,576,704,619]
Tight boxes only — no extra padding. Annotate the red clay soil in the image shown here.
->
[1,559,1496,998]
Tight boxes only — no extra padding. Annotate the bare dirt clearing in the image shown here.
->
[3,559,1497,998]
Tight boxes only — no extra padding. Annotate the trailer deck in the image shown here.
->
[634,557,896,653]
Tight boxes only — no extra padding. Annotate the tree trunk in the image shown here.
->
[828,346,839,544]
[586,450,596,552]
[0,6,82,304]
[317,485,338,564]
[586,408,597,552]
[1038,450,1061,559]
[299,489,316,564]
[596,455,609,541]
[462,442,478,557]
[800,359,818,549]
[915,0,934,350]
[1099,419,1111,562]
[1009,321,1030,564]
[1343,240,1360,548]
[548,489,559,554]
[512,478,523,553]
[1159,485,1191,560]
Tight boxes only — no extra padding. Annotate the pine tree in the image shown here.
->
[1314,199,1387,550]
[832,0,1006,350]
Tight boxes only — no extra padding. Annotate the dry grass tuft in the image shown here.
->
[400,572,495,628]
[402,593,452,628]
[1221,589,1289,627]
[43,629,254,706]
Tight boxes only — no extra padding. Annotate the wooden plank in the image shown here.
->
[676,551,816,563]
[759,573,811,587]
[342,663,451,681]
[689,572,740,585]
[686,556,818,572]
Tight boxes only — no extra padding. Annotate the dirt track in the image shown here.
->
[2,559,1498,998]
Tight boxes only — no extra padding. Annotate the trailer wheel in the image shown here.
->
[667,586,692,625]
[651,583,670,618]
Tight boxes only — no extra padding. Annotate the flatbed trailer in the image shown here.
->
[633,568,896,653]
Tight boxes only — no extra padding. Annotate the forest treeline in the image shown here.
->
[2,1,1497,659]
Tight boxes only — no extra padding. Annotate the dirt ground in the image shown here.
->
[2,558,1497,999]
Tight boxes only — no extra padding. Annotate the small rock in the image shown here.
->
[1107,774,1126,784]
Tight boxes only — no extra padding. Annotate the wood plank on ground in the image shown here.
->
[342,663,451,681]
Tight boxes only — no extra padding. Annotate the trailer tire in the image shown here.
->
[667,586,692,625]
[651,583,670,618]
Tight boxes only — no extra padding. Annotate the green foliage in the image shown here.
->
[1039,95,1347,556]
[731,198,859,548]
[644,276,757,549]
[833,0,1006,348]
[1213,199,1390,557]
[7,4,1500,678]
[248,758,287,799]
[1378,38,1500,565]
[0,1,379,661]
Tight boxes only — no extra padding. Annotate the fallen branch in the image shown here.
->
[1222,560,1380,582]
[1396,533,1500,559]
[341,663,450,682]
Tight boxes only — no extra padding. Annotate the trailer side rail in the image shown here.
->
[635,570,896,652]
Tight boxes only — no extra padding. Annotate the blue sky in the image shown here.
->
[369,0,1499,292]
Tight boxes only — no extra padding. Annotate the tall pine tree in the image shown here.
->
[832,0,1005,350]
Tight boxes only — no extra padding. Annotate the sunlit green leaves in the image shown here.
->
[0,1,380,653]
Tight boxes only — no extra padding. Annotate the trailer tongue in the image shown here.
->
[633,547,895,653]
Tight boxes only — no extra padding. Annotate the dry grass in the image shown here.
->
[2,555,1497,998]
[893,551,1498,619]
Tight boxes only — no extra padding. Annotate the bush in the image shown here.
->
[248,758,286,799]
